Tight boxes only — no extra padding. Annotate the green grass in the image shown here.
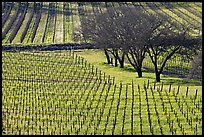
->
[74,49,201,92]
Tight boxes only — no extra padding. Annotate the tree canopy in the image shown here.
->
[81,6,202,82]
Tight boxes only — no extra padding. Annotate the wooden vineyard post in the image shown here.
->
[172,121,175,135]
[143,81,146,90]
[95,67,98,76]
[88,63,91,70]
[144,86,153,135]
[104,83,116,135]
[186,87,189,97]
[138,84,142,135]
[82,57,84,66]
[78,56,81,65]
[108,75,110,83]
[154,80,156,90]
[92,65,94,74]
[147,79,149,89]
[85,60,87,68]
[122,83,128,135]
[196,124,198,135]
[161,82,164,91]
[99,70,102,80]
[187,108,189,123]
[169,84,171,93]
[112,82,122,135]
[75,54,78,64]
[150,86,163,135]
[176,85,180,95]
[194,89,198,100]
[111,118,115,135]
[131,80,134,135]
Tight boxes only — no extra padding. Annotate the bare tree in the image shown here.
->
[81,6,135,68]
[146,23,201,82]
[93,7,128,68]
[189,50,202,79]
[121,6,161,78]
[80,12,112,65]
[80,5,201,81]
[81,6,150,75]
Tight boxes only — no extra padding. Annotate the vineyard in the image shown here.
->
[2,50,202,135]
[2,2,202,135]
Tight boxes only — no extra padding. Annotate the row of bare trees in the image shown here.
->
[80,6,201,82]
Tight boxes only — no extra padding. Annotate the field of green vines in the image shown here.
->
[2,2,202,135]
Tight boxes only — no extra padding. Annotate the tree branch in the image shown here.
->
[158,46,181,74]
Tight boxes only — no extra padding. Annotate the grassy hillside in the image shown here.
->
[2,2,202,45]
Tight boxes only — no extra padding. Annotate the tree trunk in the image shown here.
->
[154,61,160,82]
[110,58,113,65]
[137,67,142,78]
[155,72,160,82]
[115,58,118,67]
[120,61,124,68]
[119,55,125,68]
[104,49,110,64]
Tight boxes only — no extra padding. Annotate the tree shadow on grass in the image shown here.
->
[121,66,136,73]
[142,67,201,86]
[100,62,202,86]
[160,78,202,86]
[143,66,190,79]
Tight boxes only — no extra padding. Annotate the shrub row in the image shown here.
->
[2,2,20,40]
[8,4,28,43]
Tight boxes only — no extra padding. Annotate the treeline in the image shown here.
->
[80,6,202,82]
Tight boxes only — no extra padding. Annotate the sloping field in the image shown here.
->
[2,50,202,135]
[2,2,202,135]
[2,2,202,45]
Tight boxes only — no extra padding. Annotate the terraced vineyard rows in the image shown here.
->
[2,2,14,28]
[54,3,64,44]
[2,50,202,135]
[19,3,35,43]
[21,3,36,44]
[2,2,21,42]
[43,2,56,44]
[10,3,28,44]
[2,2,202,45]
[63,3,73,43]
